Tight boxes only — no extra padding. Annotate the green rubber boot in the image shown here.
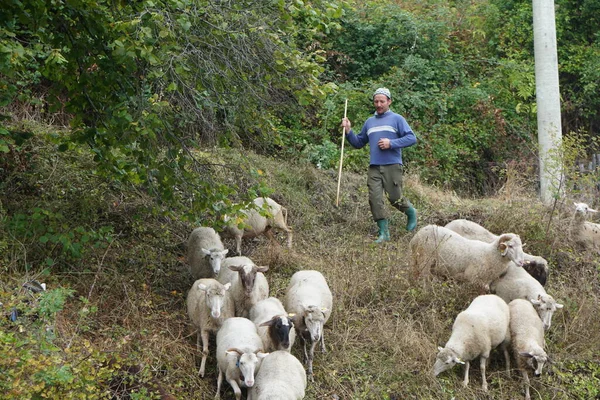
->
[375,219,391,243]
[405,206,417,232]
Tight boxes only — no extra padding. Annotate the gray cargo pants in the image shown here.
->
[367,164,412,221]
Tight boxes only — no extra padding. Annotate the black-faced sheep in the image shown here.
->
[250,297,296,352]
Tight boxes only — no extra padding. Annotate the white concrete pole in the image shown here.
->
[533,0,563,204]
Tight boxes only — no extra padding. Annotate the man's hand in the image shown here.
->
[341,117,351,132]
[378,138,391,150]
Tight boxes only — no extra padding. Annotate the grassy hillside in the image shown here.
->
[1,125,600,399]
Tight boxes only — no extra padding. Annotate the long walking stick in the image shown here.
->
[335,99,349,207]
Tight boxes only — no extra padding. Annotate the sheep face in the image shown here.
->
[260,315,294,349]
[498,234,525,266]
[229,264,269,295]
[198,282,231,319]
[530,294,563,331]
[226,349,268,387]
[303,305,326,342]
[519,349,548,377]
[433,347,465,376]
[574,202,598,215]
[202,248,229,276]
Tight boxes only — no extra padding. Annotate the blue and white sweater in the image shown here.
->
[346,110,416,166]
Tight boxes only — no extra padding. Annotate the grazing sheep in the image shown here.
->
[247,350,307,400]
[509,299,549,400]
[570,202,600,252]
[218,256,269,318]
[410,224,525,289]
[215,317,268,400]
[491,264,563,330]
[186,278,235,377]
[187,227,229,279]
[444,219,549,285]
[285,270,333,379]
[434,294,511,392]
[250,297,296,352]
[222,197,293,255]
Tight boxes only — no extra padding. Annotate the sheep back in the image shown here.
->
[218,256,270,318]
[285,270,333,326]
[187,227,228,279]
[247,351,307,400]
[186,278,235,333]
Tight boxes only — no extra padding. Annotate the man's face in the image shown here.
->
[373,94,391,115]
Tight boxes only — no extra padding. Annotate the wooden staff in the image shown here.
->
[335,99,349,207]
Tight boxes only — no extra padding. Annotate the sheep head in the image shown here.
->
[433,347,465,377]
[530,294,563,331]
[198,281,231,319]
[519,348,548,377]
[229,264,269,295]
[201,248,229,276]
[226,348,268,387]
[260,315,294,350]
[497,234,525,266]
[301,305,327,342]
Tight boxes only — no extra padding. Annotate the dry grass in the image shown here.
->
[2,143,600,399]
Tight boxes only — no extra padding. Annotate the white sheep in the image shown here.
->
[434,294,511,392]
[247,350,307,400]
[410,224,525,289]
[187,227,229,279]
[215,317,268,400]
[249,297,296,352]
[491,264,563,331]
[217,256,269,318]
[570,202,600,252]
[186,278,235,377]
[509,299,549,400]
[222,197,293,255]
[285,270,333,379]
[444,219,549,285]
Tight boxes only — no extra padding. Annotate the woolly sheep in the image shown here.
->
[222,197,293,255]
[187,227,229,279]
[249,297,296,352]
[491,264,563,330]
[570,202,600,252]
[247,350,307,400]
[186,278,235,377]
[215,317,268,400]
[410,224,525,289]
[509,299,549,400]
[218,256,269,318]
[285,270,333,379]
[434,294,511,392]
[444,219,549,285]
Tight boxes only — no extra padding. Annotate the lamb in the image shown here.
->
[433,294,511,392]
[217,256,269,318]
[285,270,333,379]
[410,224,525,289]
[247,350,307,400]
[215,317,268,400]
[444,219,549,285]
[186,227,229,279]
[186,278,235,377]
[222,197,293,255]
[491,264,563,330]
[570,202,600,252]
[509,299,549,400]
[249,297,296,352]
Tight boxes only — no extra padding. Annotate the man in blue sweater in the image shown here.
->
[341,87,417,242]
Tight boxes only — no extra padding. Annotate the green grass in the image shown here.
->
[1,124,599,399]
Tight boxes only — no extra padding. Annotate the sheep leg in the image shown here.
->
[235,235,242,255]
[199,329,210,377]
[307,338,318,381]
[462,360,470,387]
[215,368,223,399]
[301,334,309,364]
[480,356,488,392]
[228,377,242,400]
[522,369,531,400]
[320,331,326,353]
[501,343,511,376]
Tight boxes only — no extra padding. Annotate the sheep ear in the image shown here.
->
[530,298,541,305]
[256,266,269,273]
[229,265,243,271]
[589,207,598,213]
[223,249,230,255]
[223,282,232,291]
[226,348,243,356]
[437,346,444,352]
[455,357,465,365]
[519,352,534,358]
[288,313,296,317]
[198,283,207,291]
[259,319,275,327]
[202,248,211,255]
[556,303,564,309]
[498,242,508,255]
[321,307,328,312]
[257,351,269,359]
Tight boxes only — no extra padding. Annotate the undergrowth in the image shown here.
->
[1,124,599,399]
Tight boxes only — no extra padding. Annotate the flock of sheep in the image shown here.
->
[410,201,600,399]
[183,196,600,399]
[185,197,324,400]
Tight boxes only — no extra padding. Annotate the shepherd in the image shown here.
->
[340,87,418,242]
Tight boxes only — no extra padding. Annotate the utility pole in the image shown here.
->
[533,0,563,204]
